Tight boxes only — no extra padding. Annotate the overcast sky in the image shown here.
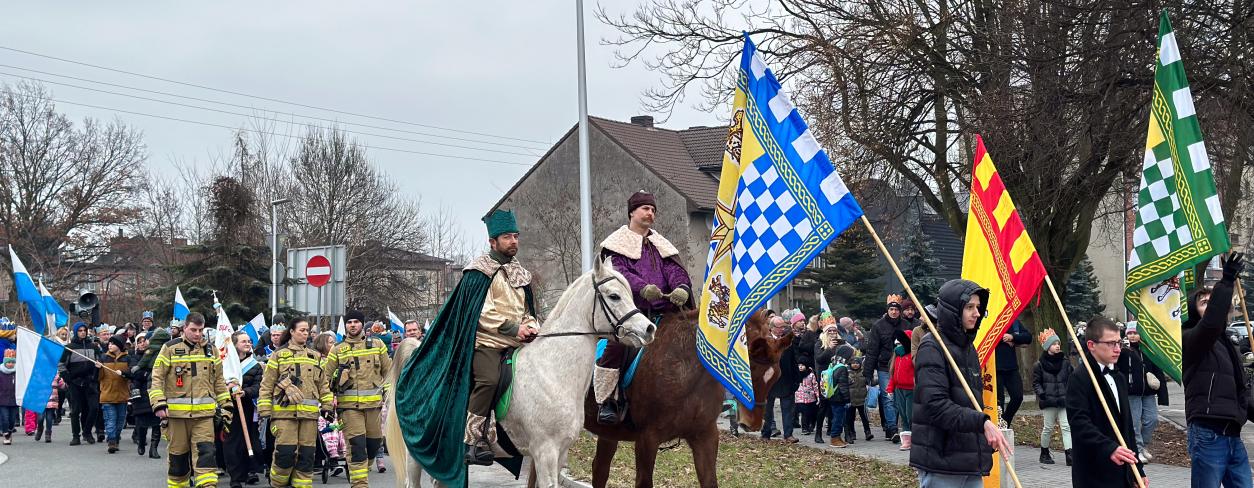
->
[1,1,716,249]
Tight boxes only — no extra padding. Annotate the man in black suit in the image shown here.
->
[1066,316,1145,488]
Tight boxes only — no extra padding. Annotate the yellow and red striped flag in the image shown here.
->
[962,135,1048,367]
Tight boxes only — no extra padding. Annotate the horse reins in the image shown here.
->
[534,276,644,340]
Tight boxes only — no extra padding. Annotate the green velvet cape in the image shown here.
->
[394,268,534,487]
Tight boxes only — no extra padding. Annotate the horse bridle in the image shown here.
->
[534,276,644,340]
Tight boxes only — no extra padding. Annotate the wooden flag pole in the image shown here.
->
[1235,278,1252,350]
[1043,275,1147,488]
[233,393,255,456]
[858,216,1024,488]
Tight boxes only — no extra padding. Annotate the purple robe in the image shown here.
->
[601,239,692,314]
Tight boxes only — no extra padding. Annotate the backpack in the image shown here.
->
[821,362,846,399]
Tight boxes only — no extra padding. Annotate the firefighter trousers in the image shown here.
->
[164,417,217,488]
[269,419,318,488]
[340,408,383,487]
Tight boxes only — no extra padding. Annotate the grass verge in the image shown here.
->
[566,432,917,488]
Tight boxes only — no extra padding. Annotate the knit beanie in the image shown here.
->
[1125,322,1138,333]
[108,335,128,352]
[345,310,366,323]
[790,313,806,325]
[148,328,171,353]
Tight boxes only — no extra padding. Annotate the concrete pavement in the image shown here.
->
[0,426,526,487]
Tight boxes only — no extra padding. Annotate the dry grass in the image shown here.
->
[566,432,917,488]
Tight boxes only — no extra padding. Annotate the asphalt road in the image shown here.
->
[0,425,526,487]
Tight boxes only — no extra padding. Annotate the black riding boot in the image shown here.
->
[597,401,620,425]
[1040,447,1055,464]
[148,429,161,459]
[1064,449,1073,466]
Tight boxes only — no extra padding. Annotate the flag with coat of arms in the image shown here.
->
[1124,11,1230,383]
[698,33,865,408]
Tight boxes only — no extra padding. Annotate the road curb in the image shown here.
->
[560,468,592,488]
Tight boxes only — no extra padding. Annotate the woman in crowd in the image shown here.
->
[259,318,332,488]
[812,320,843,444]
[131,328,169,458]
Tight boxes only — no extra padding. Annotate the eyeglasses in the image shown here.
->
[1091,340,1122,349]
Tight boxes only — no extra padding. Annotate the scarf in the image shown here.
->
[1040,351,1064,375]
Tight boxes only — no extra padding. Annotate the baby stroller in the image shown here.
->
[315,419,349,484]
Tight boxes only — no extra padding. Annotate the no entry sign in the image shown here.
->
[305,255,332,287]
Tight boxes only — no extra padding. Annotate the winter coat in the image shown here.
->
[98,350,132,404]
[794,330,818,375]
[769,339,802,398]
[1181,277,1252,432]
[813,343,840,374]
[993,320,1031,372]
[1066,351,1144,487]
[794,373,820,404]
[864,314,907,377]
[62,329,102,388]
[46,376,65,409]
[909,279,994,477]
[1032,351,1072,409]
[848,365,869,405]
[824,363,851,404]
[888,330,915,393]
[1116,342,1167,400]
[0,367,15,406]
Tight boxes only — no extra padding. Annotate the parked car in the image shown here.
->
[1227,322,1251,355]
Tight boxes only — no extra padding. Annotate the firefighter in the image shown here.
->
[323,310,392,486]
[149,313,233,488]
[258,317,332,488]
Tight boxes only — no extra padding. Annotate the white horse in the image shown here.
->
[387,257,657,488]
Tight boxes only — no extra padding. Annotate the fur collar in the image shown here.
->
[600,225,679,260]
[465,253,532,288]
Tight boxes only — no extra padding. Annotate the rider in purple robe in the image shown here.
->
[593,191,692,425]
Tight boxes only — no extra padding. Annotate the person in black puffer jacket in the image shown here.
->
[863,295,907,441]
[812,321,844,444]
[131,328,169,458]
[1116,321,1167,464]
[1032,328,1073,466]
[910,280,1009,487]
[62,321,102,446]
[1181,253,1251,485]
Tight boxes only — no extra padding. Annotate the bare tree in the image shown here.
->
[423,204,474,266]
[0,81,146,284]
[281,126,429,313]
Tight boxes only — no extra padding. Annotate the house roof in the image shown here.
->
[918,213,964,280]
[589,117,722,211]
[487,117,725,217]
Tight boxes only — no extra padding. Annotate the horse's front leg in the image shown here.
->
[591,436,619,488]
[633,435,661,488]
[688,426,720,488]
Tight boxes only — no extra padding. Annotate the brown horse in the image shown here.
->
[582,310,792,487]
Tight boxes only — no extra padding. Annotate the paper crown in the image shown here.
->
[886,294,903,307]
[1038,328,1060,351]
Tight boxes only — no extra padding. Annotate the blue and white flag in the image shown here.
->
[696,34,865,407]
[15,327,66,412]
[336,316,346,342]
[173,286,190,321]
[9,246,48,335]
[387,307,405,335]
[242,313,265,346]
[39,279,69,331]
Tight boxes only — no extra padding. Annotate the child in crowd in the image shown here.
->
[887,330,915,450]
[845,354,873,444]
[36,374,64,443]
[319,414,347,477]
[0,350,16,445]
[795,367,820,436]
[1033,328,1073,465]
[820,352,850,448]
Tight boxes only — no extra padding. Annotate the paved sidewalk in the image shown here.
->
[736,402,1195,486]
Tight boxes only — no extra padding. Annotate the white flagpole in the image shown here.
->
[576,0,593,272]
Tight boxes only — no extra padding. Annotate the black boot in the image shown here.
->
[597,402,620,425]
[149,431,161,459]
[812,428,824,444]
[138,435,146,456]
[70,436,81,446]
[1040,447,1055,464]
[1064,449,1073,466]
[464,443,493,466]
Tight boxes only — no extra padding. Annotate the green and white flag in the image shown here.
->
[1124,11,1230,382]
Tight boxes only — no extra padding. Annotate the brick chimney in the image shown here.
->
[630,115,654,128]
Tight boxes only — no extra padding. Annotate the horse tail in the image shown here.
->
[386,337,421,488]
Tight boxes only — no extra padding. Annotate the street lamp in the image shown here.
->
[270,198,292,318]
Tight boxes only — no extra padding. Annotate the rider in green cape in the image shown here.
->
[394,209,539,487]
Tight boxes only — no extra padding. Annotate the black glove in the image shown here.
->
[1223,252,1245,282]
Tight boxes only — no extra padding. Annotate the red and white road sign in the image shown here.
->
[306,255,332,287]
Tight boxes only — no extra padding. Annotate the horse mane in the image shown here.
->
[544,271,593,323]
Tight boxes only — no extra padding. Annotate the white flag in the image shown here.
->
[818,288,831,315]
[212,294,243,385]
